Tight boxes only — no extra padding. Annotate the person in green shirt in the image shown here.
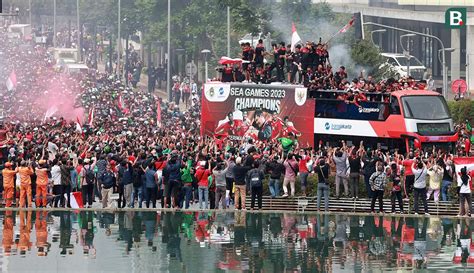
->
[181,159,194,209]
[278,133,298,157]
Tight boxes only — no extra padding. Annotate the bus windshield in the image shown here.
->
[401,95,450,120]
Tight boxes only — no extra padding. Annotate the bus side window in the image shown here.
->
[390,96,401,115]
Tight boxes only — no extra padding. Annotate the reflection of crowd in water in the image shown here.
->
[2,211,474,271]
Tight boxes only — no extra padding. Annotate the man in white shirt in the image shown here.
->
[48,139,59,161]
[412,160,429,215]
[457,167,472,217]
[51,158,63,207]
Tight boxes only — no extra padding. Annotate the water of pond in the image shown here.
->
[0,210,473,272]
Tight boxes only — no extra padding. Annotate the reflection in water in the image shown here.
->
[0,211,473,272]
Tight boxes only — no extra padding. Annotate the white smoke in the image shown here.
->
[268,4,367,79]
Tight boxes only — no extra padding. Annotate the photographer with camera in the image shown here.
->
[412,158,430,215]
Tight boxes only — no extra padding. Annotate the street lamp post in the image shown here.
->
[117,0,121,78]
[53,0,56,47]
[400,33,416,77]
[370,29,386,47]
[439,47,456,90]
[76,0,81,62]
[227,6,230,57]
[167,0,171,100]
[28,0,32,25]
[201,49,211,83]
[363,22,449,98]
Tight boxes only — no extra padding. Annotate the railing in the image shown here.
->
[245,196,461,215]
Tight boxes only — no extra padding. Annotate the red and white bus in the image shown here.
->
[312,89,458,153]
[201,82,458,153]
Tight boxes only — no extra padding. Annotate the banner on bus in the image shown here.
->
[201,83,315,147]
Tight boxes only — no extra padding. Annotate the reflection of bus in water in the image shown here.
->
[312,89,457,153]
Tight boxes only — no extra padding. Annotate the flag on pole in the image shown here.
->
[290,22,302,52]
[6,70,17,92]
[43,105,58,122]
[326,16,356,44]
[88,107,94,127]
[75,116,82,132]
[338,16,355,33]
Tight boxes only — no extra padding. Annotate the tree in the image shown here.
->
[351,39,398,80]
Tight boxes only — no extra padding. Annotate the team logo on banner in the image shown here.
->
[204,84,230,102]
[295,87,307,106]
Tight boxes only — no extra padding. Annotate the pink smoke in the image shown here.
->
[35,73,84,122]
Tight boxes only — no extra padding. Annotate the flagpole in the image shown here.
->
[324,16,355,45]
[325,32,339,45]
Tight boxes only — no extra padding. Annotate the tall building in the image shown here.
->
[329,0,474,93]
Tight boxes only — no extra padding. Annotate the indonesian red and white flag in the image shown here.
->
[339,16,355,33]
[291,22,302,52]
[6,70,17,91]
[453,157,474,187]
[117,95,129,114]
[88,107,94,127]
[156,101,162,127]
[65,192,84,208]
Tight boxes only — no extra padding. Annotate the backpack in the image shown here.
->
[85,166,95,185]
[250,170,262,188]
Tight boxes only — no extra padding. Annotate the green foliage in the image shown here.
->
[350,38,398,80]
[447,99,474,124]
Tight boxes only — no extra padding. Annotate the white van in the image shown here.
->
[65,63,89,76]
[380,53,426,80]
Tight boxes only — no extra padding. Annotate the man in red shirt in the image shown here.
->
[195,161,211,209]
[270,116,284,140]
[402,153,415,199]
[298,149,310,196]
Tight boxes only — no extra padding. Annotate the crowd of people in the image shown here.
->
[0,27,473,218]
[217,39,432,100]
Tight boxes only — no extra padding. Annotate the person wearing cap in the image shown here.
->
[35,160,49,208]
[18,160,34,208]
[233,157,251,210]
[2,162,17,207]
